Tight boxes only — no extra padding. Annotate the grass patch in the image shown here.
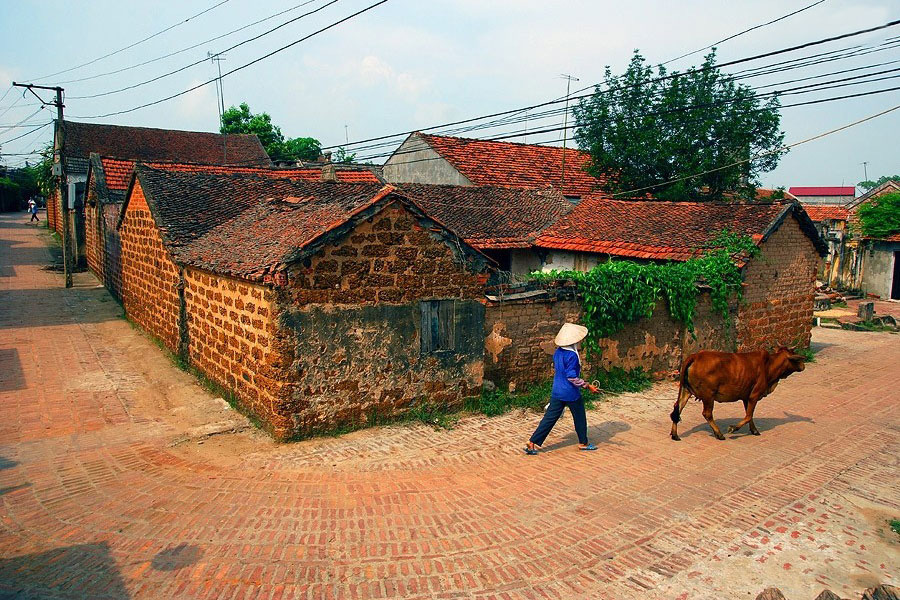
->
[890,519,900,537]
[466,381,554,416]
[831,300,848,308]
[589,366,653,394]
[793,346,817,363]
[852,320,897,333]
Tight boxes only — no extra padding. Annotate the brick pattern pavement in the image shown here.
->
[0,213,897,599]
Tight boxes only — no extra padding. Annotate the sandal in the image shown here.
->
[579,444,598,451]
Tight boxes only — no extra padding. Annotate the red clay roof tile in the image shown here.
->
[419,133,605,196]
[803,205,849,221]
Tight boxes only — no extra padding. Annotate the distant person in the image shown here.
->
[28,199,39,223]
[525,323,599,455]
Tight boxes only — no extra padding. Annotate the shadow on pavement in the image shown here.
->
[540,420,631,451]
[151,543,203,572]
[0,542,130,599]
[678,410,814,439]
[0,348,26,392]
[0,456,17,471]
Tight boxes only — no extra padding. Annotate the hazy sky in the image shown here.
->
[1,0,898,189]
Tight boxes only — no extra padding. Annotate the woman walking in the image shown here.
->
[525,323,598,454]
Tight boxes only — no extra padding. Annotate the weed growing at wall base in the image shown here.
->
[530,230,759,356]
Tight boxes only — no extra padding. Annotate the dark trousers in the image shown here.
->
[30,212,39,222]
[530,398,588,446]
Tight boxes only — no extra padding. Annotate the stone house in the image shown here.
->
[116,165,492,439]
[803,205,851,287]
[49,120,271,267]
[84,154,381,299]
[845,180,900,299]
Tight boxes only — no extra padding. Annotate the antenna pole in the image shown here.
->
[559,74,579,190]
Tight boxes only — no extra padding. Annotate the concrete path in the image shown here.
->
[1,213,897,599]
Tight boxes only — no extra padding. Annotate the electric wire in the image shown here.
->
[30,0,232,82]
[68,0,342,100]
[68,0,391,119]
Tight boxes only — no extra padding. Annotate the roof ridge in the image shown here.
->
[419,131,589,153]
[63,119,258,139]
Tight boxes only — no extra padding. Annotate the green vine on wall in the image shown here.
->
[530,230,759,356]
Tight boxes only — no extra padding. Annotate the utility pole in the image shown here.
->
[13,82,72,287]
[559,74,579,191]
[209,52,227,162]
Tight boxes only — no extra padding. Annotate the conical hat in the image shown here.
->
[555,323,588,346]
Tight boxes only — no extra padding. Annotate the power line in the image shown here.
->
[31,0,232,82]
[55,0,322,86]
[610,102,900,197]
[69,0,390,119]
[68,0,341,100]
[322,19,900,152]
[0,121,52,146]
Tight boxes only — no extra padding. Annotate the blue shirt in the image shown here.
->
[551,347,582,402]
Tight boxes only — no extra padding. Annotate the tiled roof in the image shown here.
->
[98,158,379,192]
[127,166,482,281]
[803,205,849,221]
[61,120,271,174]
[536,195,826,261]
[788,186,855,197]
[396,184,573,249]
[418,133,605,196]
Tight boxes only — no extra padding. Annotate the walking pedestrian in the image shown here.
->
[525,323,599,455]
[28,199,39,223]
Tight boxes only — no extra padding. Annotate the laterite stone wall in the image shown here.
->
[119,182,182,354]
[101,203,124,300]
[84,181,104,281]
[47,188,61,234]
[484,293,734,388]
[183,269,297,438]
[736,216,820,351]
[281,203,487,437]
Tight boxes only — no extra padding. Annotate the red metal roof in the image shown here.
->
[803,205,849,221]
[788,186,855,197]
[535,195,802,261]
[418,133,606,196]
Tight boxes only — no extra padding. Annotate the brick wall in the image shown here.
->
[484,293,734,388]
[736,216,820,350]
[119,182,182,354]
[183,269,297,438]
[281,203,487,437]
[101,203,123,300]
[84,180,104,281]
[47,188,61,234]
[285,204,486,305]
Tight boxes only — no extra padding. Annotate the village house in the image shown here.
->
[84,153,381,299]
[116,165,493,439]
[50,120,271,268]
[844,180,900,299]
[803,205,851,287]
[788,186,856,206]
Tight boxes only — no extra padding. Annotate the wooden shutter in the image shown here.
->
[420,300,456,354]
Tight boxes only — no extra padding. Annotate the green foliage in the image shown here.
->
[890,519,900,536]
[590,367,653,394]
[220,102,321,162]
[574,50,785,201]
[858,175,900,191]
[468,381,555,416]
[333,146,357,164]
[531,230,758,355]
[792,345,816,363]
[857,191,900,239]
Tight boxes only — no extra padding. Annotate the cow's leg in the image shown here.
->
[747,399,761,435]
[702,399,726,440]
[670,385,692,441]
[727,400,753,434]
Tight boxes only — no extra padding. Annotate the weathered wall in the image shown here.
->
[382,135,472,186]
[281,203,487,436]
[860,241,900,299]
[101,203,123,300]
[183,268,297,438]
[736,216,820,350]
[119,182,182,354]
[47,188,61,234]
[84,180,104,280]
[484,293,734,388]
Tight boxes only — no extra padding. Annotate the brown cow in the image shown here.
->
[670,348,806,441]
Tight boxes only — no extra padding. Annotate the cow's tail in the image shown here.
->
[671,355,696,424]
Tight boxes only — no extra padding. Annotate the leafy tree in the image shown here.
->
[858,175,900,192]
[220,102,321,162]
[574,50,785,201]
[857,191,900,239]
[333,146,356,164]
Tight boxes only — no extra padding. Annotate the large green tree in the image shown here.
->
[857,191,900,239]
[574,50,785,201]
[858,174,900,192]
[220,102,321,162]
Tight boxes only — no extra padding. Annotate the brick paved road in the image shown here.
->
[1,213,898,599]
